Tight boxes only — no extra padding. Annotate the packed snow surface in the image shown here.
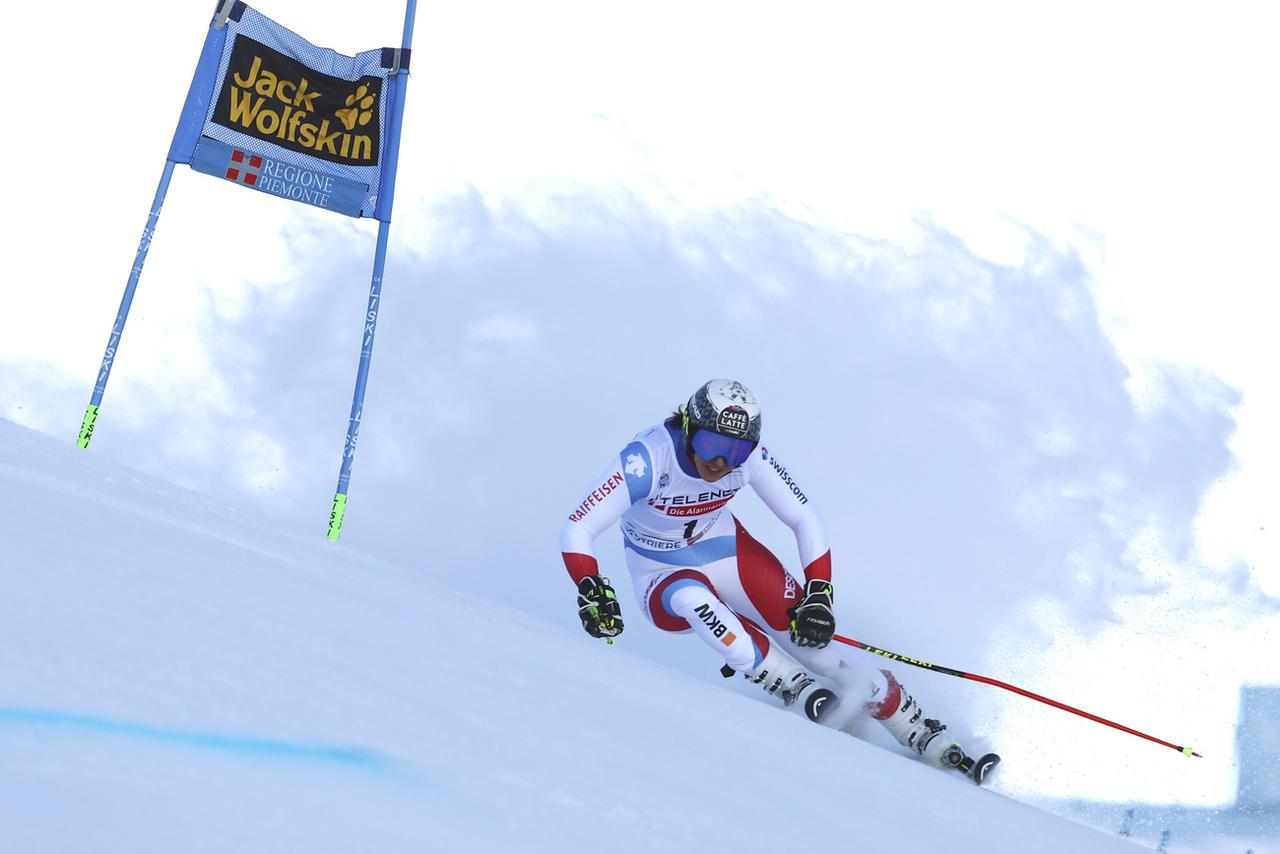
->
[0,418,1142,853]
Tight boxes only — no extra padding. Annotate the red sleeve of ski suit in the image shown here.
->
[561,552,600,585]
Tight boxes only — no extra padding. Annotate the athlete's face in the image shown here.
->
[693,452,733,483]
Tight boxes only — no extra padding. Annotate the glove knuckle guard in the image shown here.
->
[577,576,624,638]
[789,580,836,646]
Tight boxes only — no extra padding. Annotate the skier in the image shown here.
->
[560,378,991,778]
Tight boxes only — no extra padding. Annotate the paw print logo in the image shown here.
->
[335,85,377,131]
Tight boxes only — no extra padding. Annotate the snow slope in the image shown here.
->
[0,417,1142,854]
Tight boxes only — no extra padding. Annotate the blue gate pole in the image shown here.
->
[327,0,418,540]
[78,160,177,449]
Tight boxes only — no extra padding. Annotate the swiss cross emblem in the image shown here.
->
[225,150,263,186]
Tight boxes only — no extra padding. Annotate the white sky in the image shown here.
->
[2,0,1277,808]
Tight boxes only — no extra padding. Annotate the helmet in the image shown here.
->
[682,378,762,467]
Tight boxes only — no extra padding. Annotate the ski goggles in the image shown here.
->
[690,429,757,468]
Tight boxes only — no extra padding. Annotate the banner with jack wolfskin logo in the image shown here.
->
[80,0,417,545]
[168,2,409,220]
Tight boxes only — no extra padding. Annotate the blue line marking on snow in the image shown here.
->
[0,706,398,774]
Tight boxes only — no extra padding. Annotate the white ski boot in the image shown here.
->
[741,644,837,722]
[872,672,965,769]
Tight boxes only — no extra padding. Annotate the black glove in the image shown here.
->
[788,579,835,648]
[578,576,624,639]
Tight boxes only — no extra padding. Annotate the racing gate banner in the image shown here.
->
[168,2,410,220]
[78,0,418,543]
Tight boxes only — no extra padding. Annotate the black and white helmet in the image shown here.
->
[682,379,762,466]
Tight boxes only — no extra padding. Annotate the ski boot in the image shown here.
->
[871,670,1000,785]
[730,644,838,723]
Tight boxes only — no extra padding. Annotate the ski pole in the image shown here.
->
[833,634,1202,758]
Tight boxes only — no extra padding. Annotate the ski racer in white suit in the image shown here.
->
[560,379,971,769]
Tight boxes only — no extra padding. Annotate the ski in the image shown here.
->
[802,687,838,723]
[957,751,1001,785]
[940,744,1000,785]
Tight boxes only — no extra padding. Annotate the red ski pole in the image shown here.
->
[833,634,1202,758]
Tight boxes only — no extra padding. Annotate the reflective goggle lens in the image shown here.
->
[691,429,756,467]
